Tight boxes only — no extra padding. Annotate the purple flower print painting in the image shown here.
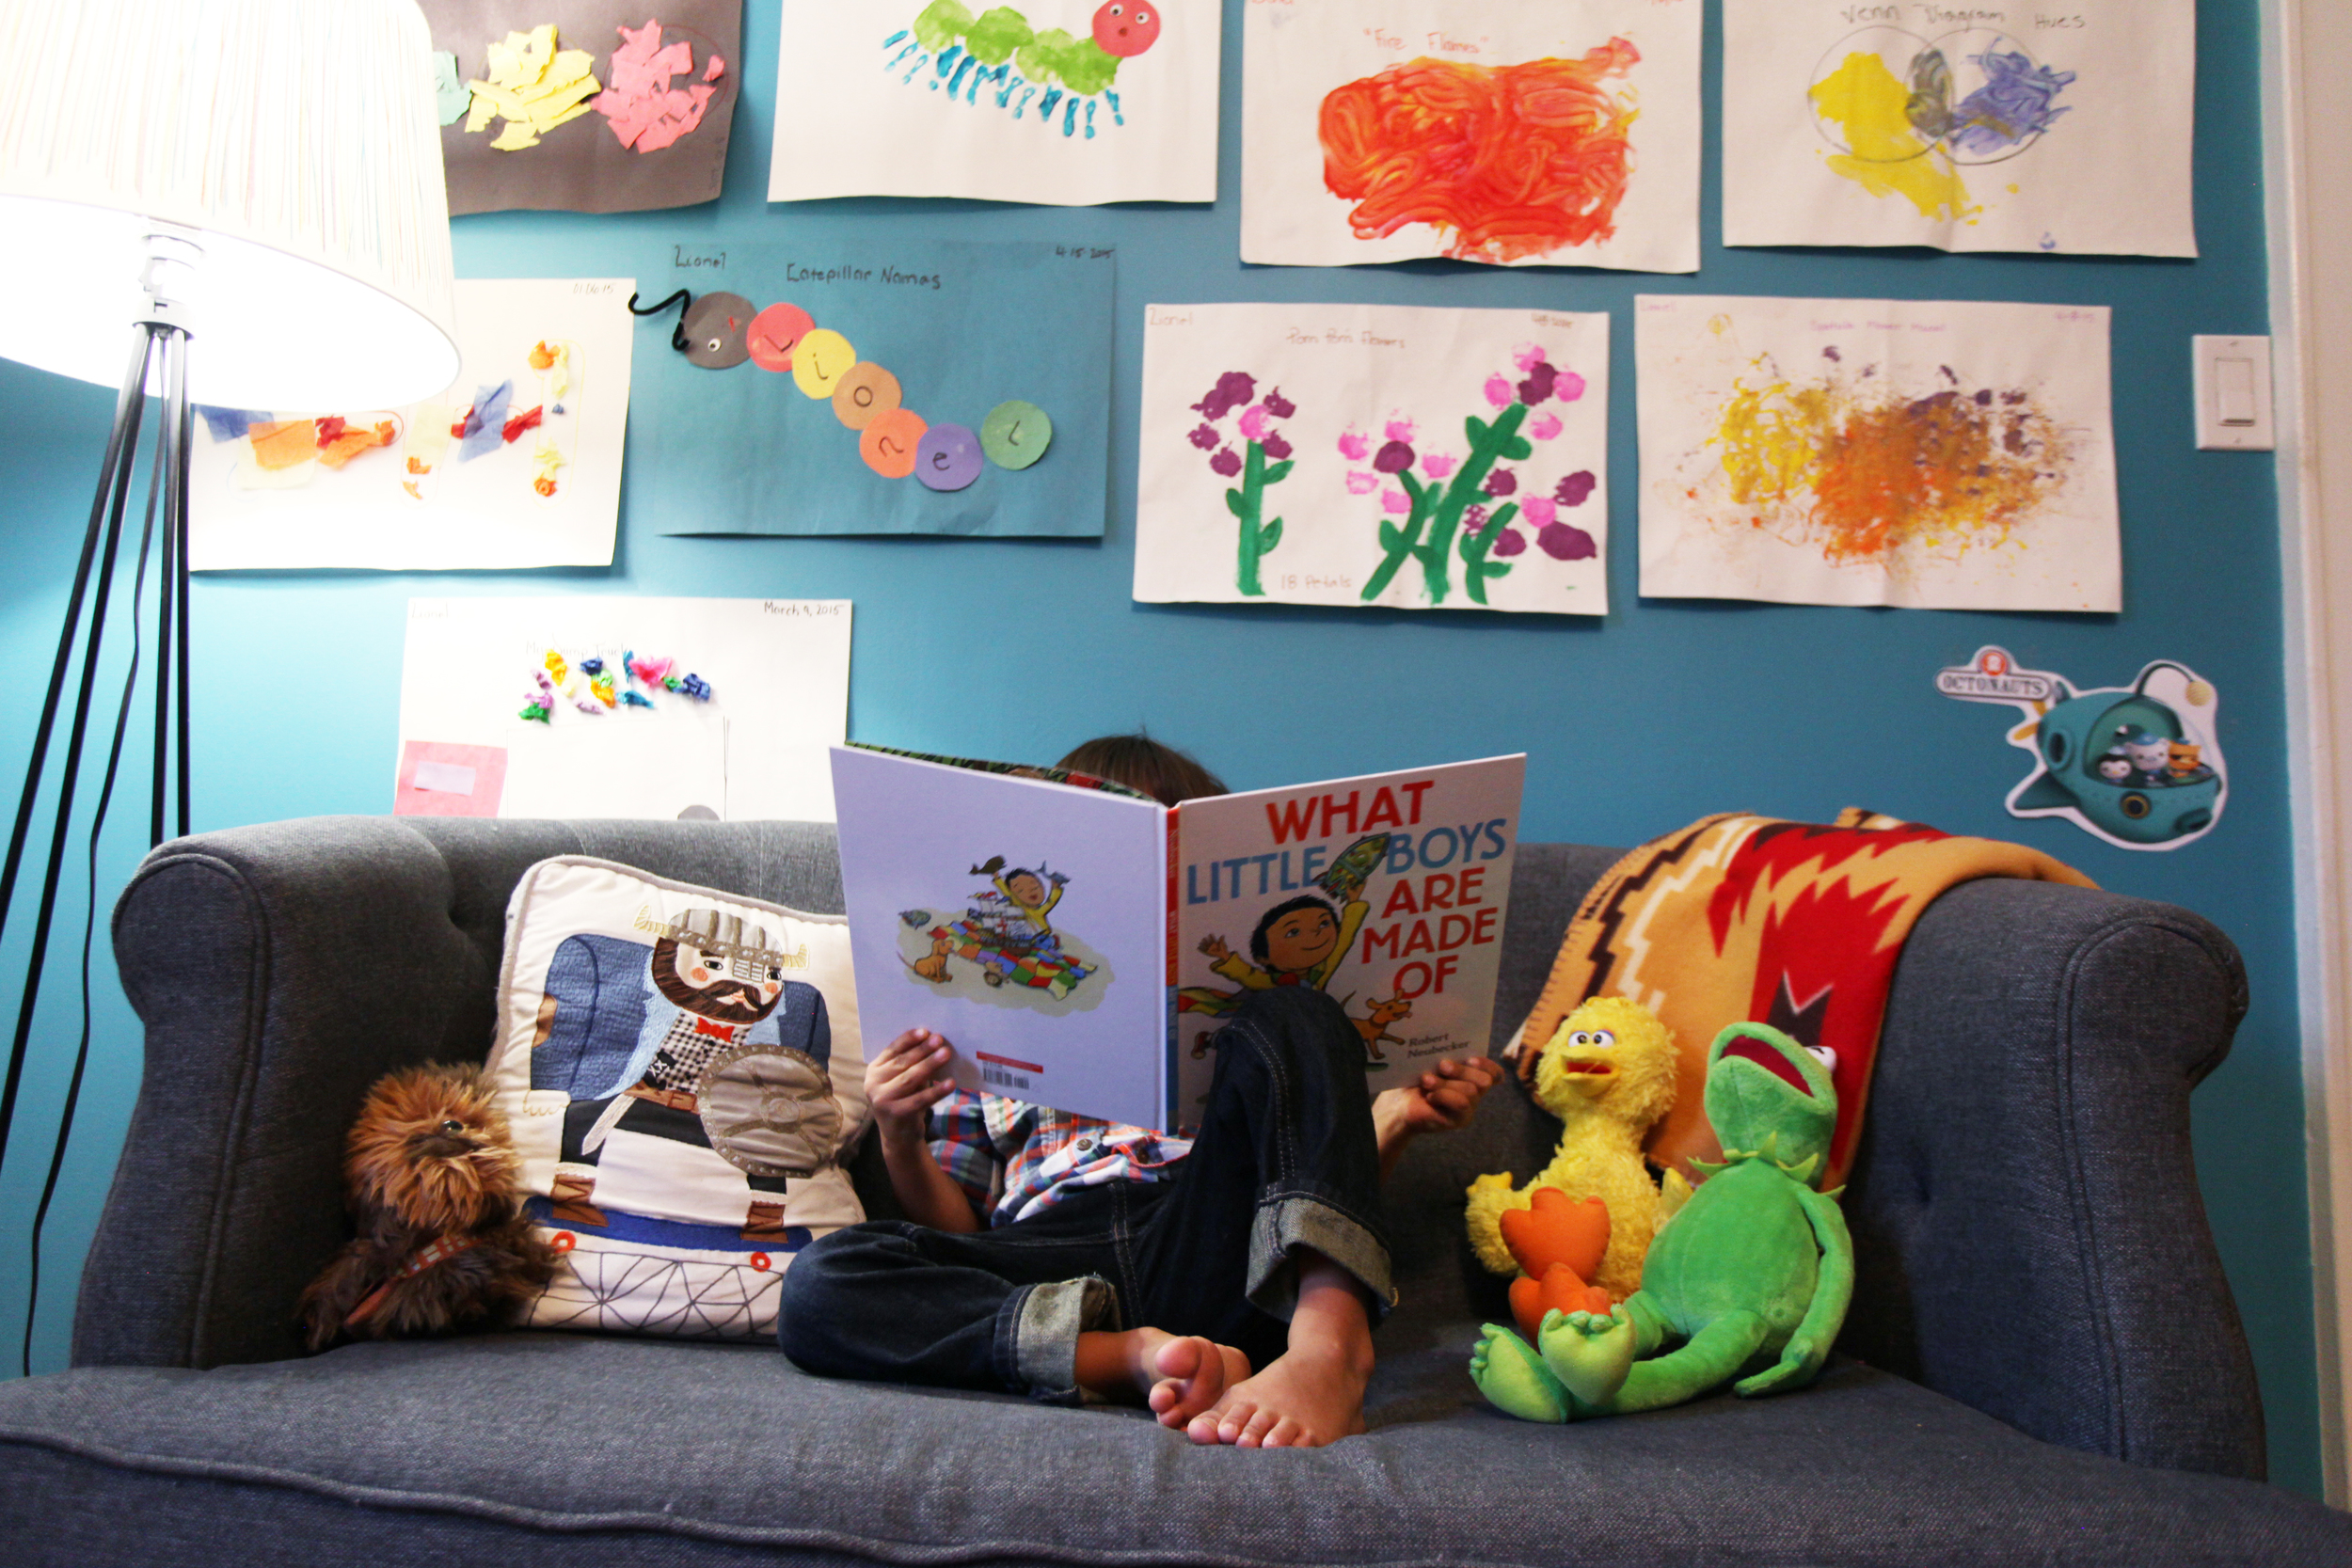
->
[1191,372,1296,595]
[1137,304,1609,614]
[1349,343,1596,607]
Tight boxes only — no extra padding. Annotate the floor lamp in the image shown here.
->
[0,0,461,1370]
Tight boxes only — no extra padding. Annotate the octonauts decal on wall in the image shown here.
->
[1936,645,2224,851]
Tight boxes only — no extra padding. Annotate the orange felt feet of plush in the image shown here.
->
[1500,1187,1610,1282]
[1510,1262,1613,1341]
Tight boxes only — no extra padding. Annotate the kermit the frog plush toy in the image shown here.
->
[1469,1021,1853,1421]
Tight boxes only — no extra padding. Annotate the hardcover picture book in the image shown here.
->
[831,745,1526,1130]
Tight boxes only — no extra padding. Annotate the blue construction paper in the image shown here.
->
[632,239,1114,537]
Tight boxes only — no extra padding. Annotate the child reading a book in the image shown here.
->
[778,736,1502,1449]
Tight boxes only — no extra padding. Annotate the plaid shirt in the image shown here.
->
[929,1090,1192,1227]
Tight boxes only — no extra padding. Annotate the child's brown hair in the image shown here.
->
[1056,734,1227,808]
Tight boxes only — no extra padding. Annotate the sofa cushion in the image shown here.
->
[490,856,868,1340]
[1,1333,2344,1568]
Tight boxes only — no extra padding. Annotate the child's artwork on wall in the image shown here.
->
[1936,646,2225,850]
[1136,304,1609,614]
[189,279,633,571]
[421,1,741,215]
[1720,0,2194,257]
[767,0,1219,205]
[628,240,1111,536]
[1240,0,1700,274]
[398,597,851,821]
[1636,294,2119,611]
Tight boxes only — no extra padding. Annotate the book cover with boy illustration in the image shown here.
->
[833,745,1523,1131]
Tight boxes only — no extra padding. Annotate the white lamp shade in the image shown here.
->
[0,0,460,410]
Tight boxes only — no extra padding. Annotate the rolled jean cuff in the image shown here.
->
[1246,1193,1395,1323]
[999,1275,1120,1404]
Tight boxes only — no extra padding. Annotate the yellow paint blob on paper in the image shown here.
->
[1809,52,1977,223]
[1706,372,2076,567]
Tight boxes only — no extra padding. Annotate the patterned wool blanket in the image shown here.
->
[1506,809,2094,1189]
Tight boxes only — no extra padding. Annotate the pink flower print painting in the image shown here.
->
[1345,356,1599,608]
[1190,370,1295,595]
[1337,427,1371,462]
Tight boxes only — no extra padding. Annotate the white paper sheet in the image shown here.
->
[1136,303,1609,614]
[1721,0,2195,257]
[767,0,1220,205]
[1240,0,1699,273]
[1636,294,2120,611]
[398,597,852,821]
[189,280,634,571]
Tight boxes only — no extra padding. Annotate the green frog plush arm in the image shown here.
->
[1470,1022,1851,1422]
[1734,1180,1852,1398]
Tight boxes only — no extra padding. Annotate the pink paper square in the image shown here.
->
[394,740,508,817]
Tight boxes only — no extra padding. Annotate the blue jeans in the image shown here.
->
[776,987,1393,1402]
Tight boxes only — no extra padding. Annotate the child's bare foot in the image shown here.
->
[1184,1339,1373,1449]
[1145,1334,1252,1429]
[1076,1327,1250,1429]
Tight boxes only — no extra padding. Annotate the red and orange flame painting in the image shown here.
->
[1318,40,1641,264]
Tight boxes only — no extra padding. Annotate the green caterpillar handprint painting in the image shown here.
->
[883,2,1159,139]
[768,1,1217,205]
[1136,303,1611,615]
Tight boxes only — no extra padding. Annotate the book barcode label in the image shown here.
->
[981,1066,1032,1091]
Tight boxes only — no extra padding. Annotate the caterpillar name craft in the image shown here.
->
[644,289,1054,491]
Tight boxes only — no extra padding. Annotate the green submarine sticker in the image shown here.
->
[1937,645,2225,851]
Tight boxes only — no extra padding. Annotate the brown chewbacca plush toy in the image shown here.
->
[298,1063,558,1352]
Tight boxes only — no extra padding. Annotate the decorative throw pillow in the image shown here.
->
[486,856,867,1340]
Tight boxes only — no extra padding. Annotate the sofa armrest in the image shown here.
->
[73,816,845,1370]
[1844,876,2261,1480]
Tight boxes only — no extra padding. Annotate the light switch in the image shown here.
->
[2193,334,2274,450]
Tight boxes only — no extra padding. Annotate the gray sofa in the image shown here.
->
[1,816,2347,1566]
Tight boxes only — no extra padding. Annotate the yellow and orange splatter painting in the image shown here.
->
[1707,373,2077,567]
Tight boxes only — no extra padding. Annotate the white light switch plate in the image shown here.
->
[2193,334,2274,451]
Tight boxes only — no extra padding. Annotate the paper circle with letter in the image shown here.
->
[697,1041,845,1179]
[792,329,857,398]
[861,408,929,478]
[915,423,984,491]
[681,293,756,370]
[832,363,903,431]
[747,303,816,372]
[981,401,1052,470]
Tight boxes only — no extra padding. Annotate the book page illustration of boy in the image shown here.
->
[1179,835,1390,1048]
[896,854,1112,1011]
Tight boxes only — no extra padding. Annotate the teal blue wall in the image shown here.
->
[0,0,2321,1495]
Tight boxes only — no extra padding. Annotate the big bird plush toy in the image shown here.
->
[1466,996,1677,1306]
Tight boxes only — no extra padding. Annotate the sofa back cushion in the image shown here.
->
[487,856,868,1339]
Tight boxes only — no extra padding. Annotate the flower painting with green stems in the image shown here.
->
[883,0,1163,139]
[1185,372,1296,595]
[1135,303,1610,616]
[1347,346,1599,608]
